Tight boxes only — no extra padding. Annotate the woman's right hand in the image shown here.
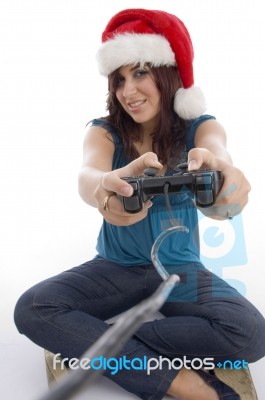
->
[94,152,163,226]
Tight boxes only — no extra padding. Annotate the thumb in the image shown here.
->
[115,152,163,197]
[188,148,227,171]
[101,172,134,197]
[122,152,163,177]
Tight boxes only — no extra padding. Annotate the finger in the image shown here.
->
[199,203,242,220]
[103,212,146,226]
[188,148,228,171]
[119,152,163,178]
[101,172,134,197]
[215,167,250,205]
[101,192,153,217]
[101,199,150,225]
[215,181,238,205]
[102,153,163,197]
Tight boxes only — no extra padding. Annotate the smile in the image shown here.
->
[127,100,146,111]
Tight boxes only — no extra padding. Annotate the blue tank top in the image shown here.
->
[92,115,215,267]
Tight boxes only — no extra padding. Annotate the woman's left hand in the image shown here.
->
[188,148,251,220]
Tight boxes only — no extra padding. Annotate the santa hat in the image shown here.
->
[96,8,206,120]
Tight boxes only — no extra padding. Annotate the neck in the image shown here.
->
[139,116,158,137]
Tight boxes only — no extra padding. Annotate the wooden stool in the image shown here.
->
[44,350,68,386]
[214,367,258,400]
[44,350,258,399]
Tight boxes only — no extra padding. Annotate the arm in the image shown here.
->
[188,119,251,219]
[78,125,162,225]
[78,125,115,207]
[194,119,232,164]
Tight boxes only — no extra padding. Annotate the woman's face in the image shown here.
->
[115,64,161,129]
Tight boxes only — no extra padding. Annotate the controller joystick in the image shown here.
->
[120,163,224,213]
[176,162,188,172]
[143,167,160,177]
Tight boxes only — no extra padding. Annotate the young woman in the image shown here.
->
[14,9,265,400]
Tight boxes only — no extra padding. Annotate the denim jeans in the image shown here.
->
[14,258,265,400]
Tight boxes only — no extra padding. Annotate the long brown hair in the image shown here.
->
[102,65,187,166]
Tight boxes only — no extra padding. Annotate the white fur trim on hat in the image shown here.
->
[96,33,176,76]
[174,86,206,119]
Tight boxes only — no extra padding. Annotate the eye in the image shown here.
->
[134,69,148,78]
[115,75,125,87]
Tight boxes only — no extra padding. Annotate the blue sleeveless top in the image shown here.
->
[92,115,215,267]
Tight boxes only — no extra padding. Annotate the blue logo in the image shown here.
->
[197,210,248,294]
[216,360,248,370]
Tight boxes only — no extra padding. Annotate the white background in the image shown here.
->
[1,0,265,399]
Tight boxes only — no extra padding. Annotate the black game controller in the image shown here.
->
[120,163,224,213]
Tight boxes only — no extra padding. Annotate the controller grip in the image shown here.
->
[120,181,145,213]
[195,171,223,207]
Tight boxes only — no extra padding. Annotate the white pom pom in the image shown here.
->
[174,86,206,119]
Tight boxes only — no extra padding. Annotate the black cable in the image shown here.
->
[164,182,180,227]
[38,274,179,400]
[150,183,189,281]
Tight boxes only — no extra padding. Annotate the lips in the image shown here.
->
[127,99,146,111]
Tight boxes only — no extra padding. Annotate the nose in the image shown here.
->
[122,79,137,98]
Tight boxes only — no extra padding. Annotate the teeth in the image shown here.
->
[129,100,145,108]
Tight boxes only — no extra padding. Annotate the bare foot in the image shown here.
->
[167,368,219,400]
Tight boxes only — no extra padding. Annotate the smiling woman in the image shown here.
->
[12,5,265,400]
[108,64,185,165]
[115,65,161,125]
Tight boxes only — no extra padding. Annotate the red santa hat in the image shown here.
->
[96,8,206,120]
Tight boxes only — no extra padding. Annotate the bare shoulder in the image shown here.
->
[195,119,227,147]
[83,124,115,148]
[81,124,115,169]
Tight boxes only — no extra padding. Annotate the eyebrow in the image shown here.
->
[129,63,141,72]
[116,63,142,75]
